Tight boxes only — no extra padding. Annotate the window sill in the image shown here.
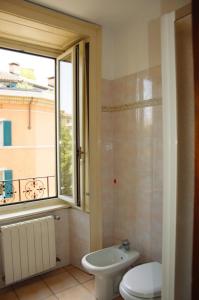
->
[0,198,71,223]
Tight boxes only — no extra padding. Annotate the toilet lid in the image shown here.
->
[121,262,161,299]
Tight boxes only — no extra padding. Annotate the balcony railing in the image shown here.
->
[0,176,56,205]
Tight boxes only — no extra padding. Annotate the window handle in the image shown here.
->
[77,147,85,158]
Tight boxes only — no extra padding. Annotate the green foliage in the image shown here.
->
[60,114,72,196]
[16,82,33,90]
[20,68,36,80]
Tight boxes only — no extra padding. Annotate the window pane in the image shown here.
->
[59,56,74,199]
[0,48,56,205]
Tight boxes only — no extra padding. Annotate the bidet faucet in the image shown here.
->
[119,239,130,251]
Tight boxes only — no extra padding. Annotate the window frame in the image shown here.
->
[0,0,102,250]
[57,42,88,208]
[56,46,77,205]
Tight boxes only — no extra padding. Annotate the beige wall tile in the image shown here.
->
[101,65,163,262]
[69,209,90,267]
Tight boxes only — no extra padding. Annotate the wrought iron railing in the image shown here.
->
[0,176,56,205]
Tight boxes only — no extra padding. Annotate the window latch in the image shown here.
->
[77,147,85,158]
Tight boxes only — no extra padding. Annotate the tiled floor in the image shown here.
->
[0,266,123,300]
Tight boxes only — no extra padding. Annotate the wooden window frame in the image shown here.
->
[0,0,102,251]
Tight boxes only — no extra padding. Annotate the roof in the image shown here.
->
[0,72,23,83]
[0,71,54,91]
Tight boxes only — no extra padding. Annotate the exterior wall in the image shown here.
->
[0,97,56,203]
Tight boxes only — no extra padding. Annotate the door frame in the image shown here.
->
[192,0,199,299]
[161,11,177,300]
[161,5,192,300]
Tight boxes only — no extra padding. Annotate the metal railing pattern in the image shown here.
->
[0,176,56,205]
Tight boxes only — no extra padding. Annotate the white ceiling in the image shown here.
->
[29,0,161,28]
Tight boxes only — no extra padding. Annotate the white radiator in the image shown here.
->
[1,216,56,285]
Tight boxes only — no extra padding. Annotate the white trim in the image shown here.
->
[161,12,177,300]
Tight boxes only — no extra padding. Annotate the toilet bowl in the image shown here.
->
[119,262,161,300]
[82,245,140,300]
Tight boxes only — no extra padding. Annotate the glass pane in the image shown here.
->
[59,56,74,199]
[0,48,56,205]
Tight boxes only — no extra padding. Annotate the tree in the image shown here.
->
[60,113,72,196]
[20,68,36,80]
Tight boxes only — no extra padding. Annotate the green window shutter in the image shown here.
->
[4,170,13,199]
[3,121,12,146]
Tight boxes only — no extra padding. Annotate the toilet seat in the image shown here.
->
[120,262,161,299]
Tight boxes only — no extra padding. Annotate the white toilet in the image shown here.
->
[119,262,161,300]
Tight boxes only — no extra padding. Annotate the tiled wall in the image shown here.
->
[69,209,90,268]
[102,66,163,262]
[0,207,90,288]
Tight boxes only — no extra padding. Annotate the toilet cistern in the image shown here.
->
[119,239,130,251]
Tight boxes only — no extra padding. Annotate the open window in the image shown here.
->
[57,41,89,209]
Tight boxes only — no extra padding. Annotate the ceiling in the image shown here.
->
[29,0,161,28]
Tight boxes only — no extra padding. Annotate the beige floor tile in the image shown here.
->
[83,279,95,295]
[14,279,52,300]
[63,265,74,272]
[43,271,79,294]
[56,285,95,300]
[45,296,58,300]
[0,290,18,300]
[66,266,93,283]
[0,287,13,294]
[13,276,40,289]
[41,268,66,279]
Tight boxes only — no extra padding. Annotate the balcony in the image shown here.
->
[0,176,56,205]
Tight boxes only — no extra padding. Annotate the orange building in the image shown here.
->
[0,63,56,204]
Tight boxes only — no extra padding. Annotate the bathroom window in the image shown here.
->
[0,48,56,205]
[57,42,89,207]
[0,43,89,208]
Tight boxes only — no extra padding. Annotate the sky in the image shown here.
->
[0,48,72,114]
[0,48,55,85]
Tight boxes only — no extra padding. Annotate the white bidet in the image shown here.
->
[82,245,139,300]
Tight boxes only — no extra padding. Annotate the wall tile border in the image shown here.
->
[102,98,162,112]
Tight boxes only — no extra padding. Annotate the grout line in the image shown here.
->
[40,268,80,297]
[64,265,94,285]
[41,276,59,298]
[11,286,20,300]
[3,266,94,300]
